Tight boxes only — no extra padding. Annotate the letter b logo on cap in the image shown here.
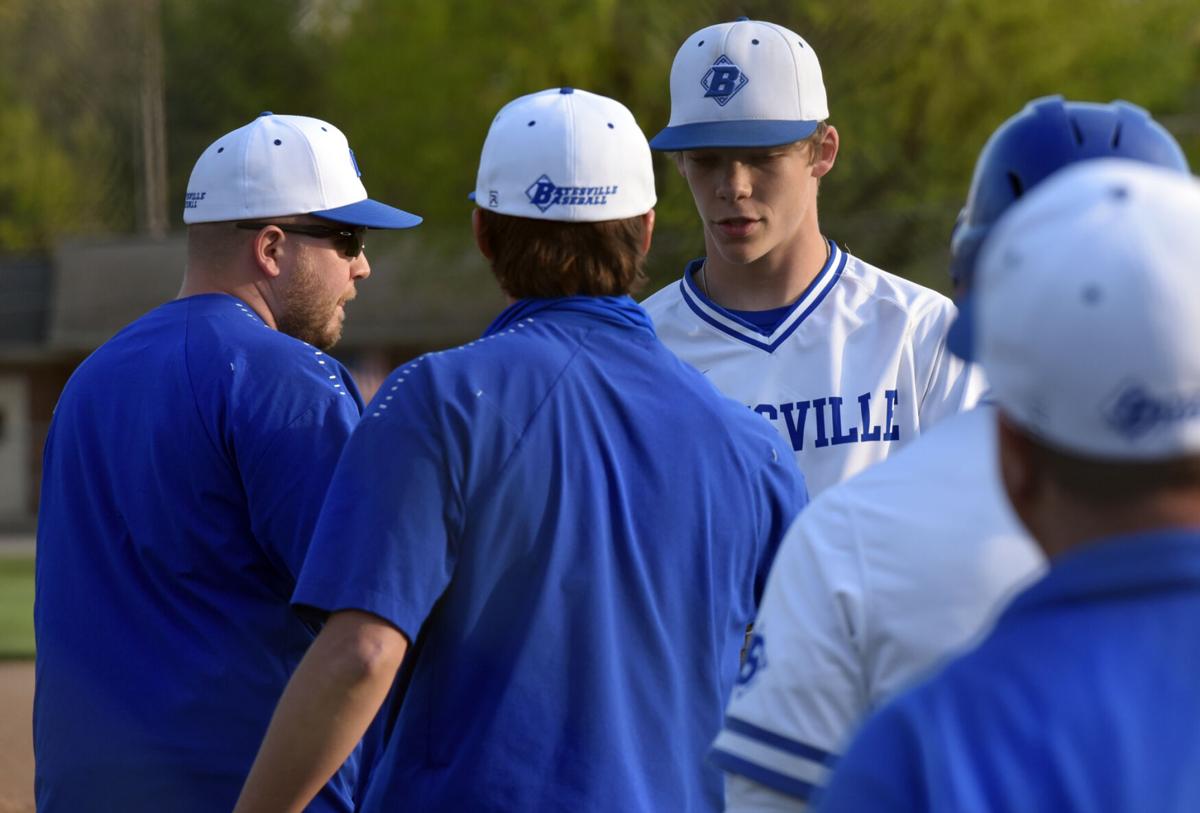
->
[701,56,749,106]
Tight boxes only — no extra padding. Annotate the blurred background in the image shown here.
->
[0,0,1199,530]
[0,4,1198,806]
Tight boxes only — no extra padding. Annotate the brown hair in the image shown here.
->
[802,121,830,166]
[1027,432,1200,505]
[476,209,649,299]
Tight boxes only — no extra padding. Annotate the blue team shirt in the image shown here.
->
[34,293,363,813]
[818,529,1200,812]
[295,296,809,812]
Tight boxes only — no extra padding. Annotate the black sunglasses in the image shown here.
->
[236,221,366,258]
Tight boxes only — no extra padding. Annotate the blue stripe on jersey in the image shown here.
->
[709,748,820,801]
[724,715,839,766]
[680,240,848,352]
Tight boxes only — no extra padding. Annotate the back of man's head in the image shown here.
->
[471,88,656,299]
[974,160,1200,513]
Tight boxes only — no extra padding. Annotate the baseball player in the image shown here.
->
[33,113,420,812]
[642,18,983,496]
[710,97,1190,811]
[233,88,808,813]
[820,158,1200,812]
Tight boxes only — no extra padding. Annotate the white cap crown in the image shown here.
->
[473,87,656,223]
[977,159,1200,460]
[650,19,828,150]
[184,112,420,229]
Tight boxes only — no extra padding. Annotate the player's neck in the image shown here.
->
[178,272,278,330]
[700,226,830,312]
[1026,486,1200,561]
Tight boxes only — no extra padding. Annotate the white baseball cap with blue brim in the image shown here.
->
[471,87,656,223]
[650,18,828,151]
[965,158,1200,460]
[183,112,421,229]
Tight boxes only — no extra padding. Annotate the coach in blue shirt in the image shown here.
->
[234,87,808,813]
[33,114,419,812]
[818,160,1200,812]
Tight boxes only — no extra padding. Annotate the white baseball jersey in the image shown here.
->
[710,405,1046,808]
[641,242,986,496]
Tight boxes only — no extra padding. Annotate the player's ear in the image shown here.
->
[811,125,838,179]
[248,225,286,279]
[471,208,495,261]
[640,209,655,255]
[672,152,687,178]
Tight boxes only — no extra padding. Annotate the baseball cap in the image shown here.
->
[472,87,656,223]
[649,18,828,151]
[973,158,1200,461]
[183,112,421,228]
[945,98,1189,358]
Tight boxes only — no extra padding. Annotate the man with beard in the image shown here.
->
[33,112,420,813]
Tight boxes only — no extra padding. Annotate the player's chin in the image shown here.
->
[712,239,770,266]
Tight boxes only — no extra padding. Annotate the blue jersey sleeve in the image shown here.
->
[754,432,809,602]
[293,365,464,642]
[815,698,924,813]
[240,383,362,580]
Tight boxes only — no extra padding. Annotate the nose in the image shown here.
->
[717,160,751,202]
[352,251,371,281]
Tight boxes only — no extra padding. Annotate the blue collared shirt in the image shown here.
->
[34,294,363,813]
[818,528,1200,812]
[295,296,808,812]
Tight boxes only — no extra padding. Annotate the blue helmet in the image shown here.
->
[948,95,1189,289]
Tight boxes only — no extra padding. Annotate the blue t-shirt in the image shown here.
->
[34,293,363,813]
[818,529,1200,812]
[295,296,809,812]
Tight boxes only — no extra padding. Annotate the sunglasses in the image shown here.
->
[236,221,367,258]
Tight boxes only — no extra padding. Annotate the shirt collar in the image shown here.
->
[1004,528,1200,618]
[483,295,656,337]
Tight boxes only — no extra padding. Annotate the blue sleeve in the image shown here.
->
[239,371,363,581]
[228,354,360,580]
[293,366,464,642]
[815,699,924,813]
[755,434,809,603]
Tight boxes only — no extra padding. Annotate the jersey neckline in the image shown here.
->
[679,239,847,353]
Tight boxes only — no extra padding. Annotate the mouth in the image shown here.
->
[714,217,761,238]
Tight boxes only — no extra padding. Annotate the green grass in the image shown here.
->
[0,556,35,660]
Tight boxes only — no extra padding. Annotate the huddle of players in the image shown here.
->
[30,15,1200,813]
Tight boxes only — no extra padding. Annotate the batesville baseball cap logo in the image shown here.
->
[701,55,749,106]
[525,174,619,213]
[1102,382,1200,441]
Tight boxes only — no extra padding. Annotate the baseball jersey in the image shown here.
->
[713,405,1045,808]
[292,295,809,812]
[818,529,1200,812]
[641,241,985,496]
[34,293,363,813]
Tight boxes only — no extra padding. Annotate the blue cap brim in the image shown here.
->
[649,119,820,151]
[946,293,976,361]
[467,192,476,202]
[314,198,422,229]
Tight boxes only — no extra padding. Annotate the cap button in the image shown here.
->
[735,15,749,21]
[559,87,574,95]
[257,111,273,117]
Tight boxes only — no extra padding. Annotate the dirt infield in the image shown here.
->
[0,661,33,812]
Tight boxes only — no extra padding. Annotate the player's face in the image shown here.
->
[276,234,371,351]
[678,134,835,269]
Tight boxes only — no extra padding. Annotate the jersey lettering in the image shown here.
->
[883,389,900,442]
[754,390,899,451]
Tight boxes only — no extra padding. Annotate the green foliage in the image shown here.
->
[0,0,1198,294]
[0,556,35,660]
